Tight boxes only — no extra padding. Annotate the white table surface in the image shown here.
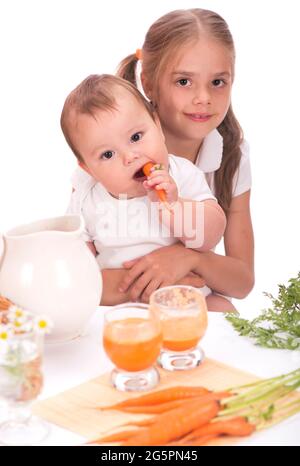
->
[5,309,300,446]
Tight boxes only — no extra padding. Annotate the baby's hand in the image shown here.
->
[143,163,178,204]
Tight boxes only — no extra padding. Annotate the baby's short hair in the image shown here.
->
[61,74,154,161]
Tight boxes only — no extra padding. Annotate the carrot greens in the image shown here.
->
[226,273,300,349]
[219,368,300,428]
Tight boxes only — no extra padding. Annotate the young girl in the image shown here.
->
[62,74,226,305]
[114,8,254,311]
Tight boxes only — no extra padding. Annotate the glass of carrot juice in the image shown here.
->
[103,303,162,392]
[149,286,208,371]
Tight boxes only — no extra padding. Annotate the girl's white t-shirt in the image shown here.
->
[195,129,251,197]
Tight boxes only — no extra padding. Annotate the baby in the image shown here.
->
[61,74,226,303]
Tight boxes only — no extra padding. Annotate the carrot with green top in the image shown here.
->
[100,385,210,410]
[119,391,231,414]
[121,399,220,446]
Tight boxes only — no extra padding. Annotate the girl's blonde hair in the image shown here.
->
[117,9,244,212]
[61,74,155,162]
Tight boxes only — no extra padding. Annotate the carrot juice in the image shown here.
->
[150,286,208,352]
[161,314,207,351]
[103,318,162,372]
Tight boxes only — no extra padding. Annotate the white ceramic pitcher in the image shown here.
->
[0,215,102,343]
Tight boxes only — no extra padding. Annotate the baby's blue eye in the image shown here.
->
[101,150,114,160]
[212,79,225,87]
[131,132,142,142]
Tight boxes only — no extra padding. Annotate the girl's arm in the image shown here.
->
[160,198,226,251]
[119,190,253,301]
[191,190,254,298]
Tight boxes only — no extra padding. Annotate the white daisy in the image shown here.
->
[34,316,54,334]
[8,305,28,322]
[0,324,13,340]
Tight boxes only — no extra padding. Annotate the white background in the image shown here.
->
[0,0,299,316]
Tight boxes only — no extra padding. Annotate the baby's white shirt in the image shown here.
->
[66,154,216,269]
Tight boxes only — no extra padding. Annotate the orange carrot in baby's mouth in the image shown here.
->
[142,162,167,203]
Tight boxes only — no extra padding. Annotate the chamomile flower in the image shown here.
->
[0,325,11,340]
[34,316,54,334]
[8,305,26,320]
[11,318,29,334]
[0,326,11,354]
[6,307,34,334]
[0,324,14,352]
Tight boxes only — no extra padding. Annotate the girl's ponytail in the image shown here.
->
[116,54,138,86]
[215,106,243,213]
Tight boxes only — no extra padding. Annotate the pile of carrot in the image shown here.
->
[87,369,300,446]
[88,385,255,446]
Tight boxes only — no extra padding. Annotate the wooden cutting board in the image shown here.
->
[32,359,298,446]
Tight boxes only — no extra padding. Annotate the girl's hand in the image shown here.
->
[143,163,178,203]
[140,272,205,303]
[119,243,204,303]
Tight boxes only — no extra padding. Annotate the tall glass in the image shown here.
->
[0,311,49,445]
[150,286,208,371]
[103,303,162,392]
